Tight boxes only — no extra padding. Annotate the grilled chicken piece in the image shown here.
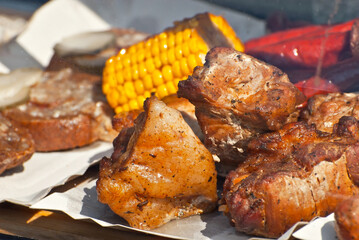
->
[301,92,359,133]
[335,195,359,240]
[112,94,203,140]
[96,96,217,230]
[221,116,359,238]
[178,47,305,167]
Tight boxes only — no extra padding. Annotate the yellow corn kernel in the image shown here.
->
[151,43,160,56]
[160,52,169,65]
[172,60,181,78]
[188,37,198,54]
[180,58,190,76]
[121,55,131,67]
[115,106,123,114]
[102,83,110,94]
[167,32,175,48]
[108,75,116,87]
[136,48,145,63]
[168,48,176,64]
[153,56,162,69]
[182,42,190,57]
[138,62,147,78]
[131,64,139,80]
[166,81,177,94]
[145,58,155,73]
[175,31,183,45]
[124,82,136,99]
[162,65,173,82]
[123,68,132,82]
[157,84,168,99]
[143,74,153,90]
[187,54,198,72]
[183,28,192,41]
[134,80,144,94]
[152,69,164,86]
[116,86,128,104]
[108,90,119,108]
[115,72,124,85]
[174,45,183,59]
[159,39,168,52]
[129,99,139,110]
[122,103,130,112]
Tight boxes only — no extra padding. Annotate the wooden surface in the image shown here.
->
[0,166,169,240]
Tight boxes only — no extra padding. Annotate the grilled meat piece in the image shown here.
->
[3,68,117,151]
[335,195,359,240]
[221,116,359,238]
[301,92,359,133]
[97,96,217,230]
[0,113,34,175]
[178,47,305,167]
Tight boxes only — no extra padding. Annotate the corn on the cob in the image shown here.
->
[103,13,244,113]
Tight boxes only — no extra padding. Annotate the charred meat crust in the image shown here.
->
[178,47,305,166]
[222,117,359,238]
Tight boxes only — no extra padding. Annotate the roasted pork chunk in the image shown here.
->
[221,116,359,238]
[96,96,217,230]
[178,47,305,167]
[301,92,359,133]
[335,195,359,240]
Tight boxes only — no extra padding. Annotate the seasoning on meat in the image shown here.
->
[178,47,305,167]
[221,116,359,238]
[335,195,359,240]
[3,68,117,152]
[301,92,359,133]
[96,96,217,230]
[0,113,34,175]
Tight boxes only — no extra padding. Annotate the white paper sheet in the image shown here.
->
[293,214,337,240]
[0,141,112,206]
[31,179,307,240]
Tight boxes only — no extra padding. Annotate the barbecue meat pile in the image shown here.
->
[301,92,359,133]
[335,195,359,240]
[178,47,305,167]
[96,96,217,230]
[221,116,359,238]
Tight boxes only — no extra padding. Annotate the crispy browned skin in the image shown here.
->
[112,94,203,140]
[97,96,217,230]
[0,114,34,174]
[3,69,117,151]
[335,195,359,240]
[221,116,359,238]
[178,47,305,166]
[301,92,359,133]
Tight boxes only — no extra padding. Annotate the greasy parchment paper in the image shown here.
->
[293,214,337,240]
[0,141,112,206]
[31,179,307,240]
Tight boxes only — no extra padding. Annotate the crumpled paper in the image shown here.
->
[31,179,307,240]
[293,214,337,240]
[0,141,112,206]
